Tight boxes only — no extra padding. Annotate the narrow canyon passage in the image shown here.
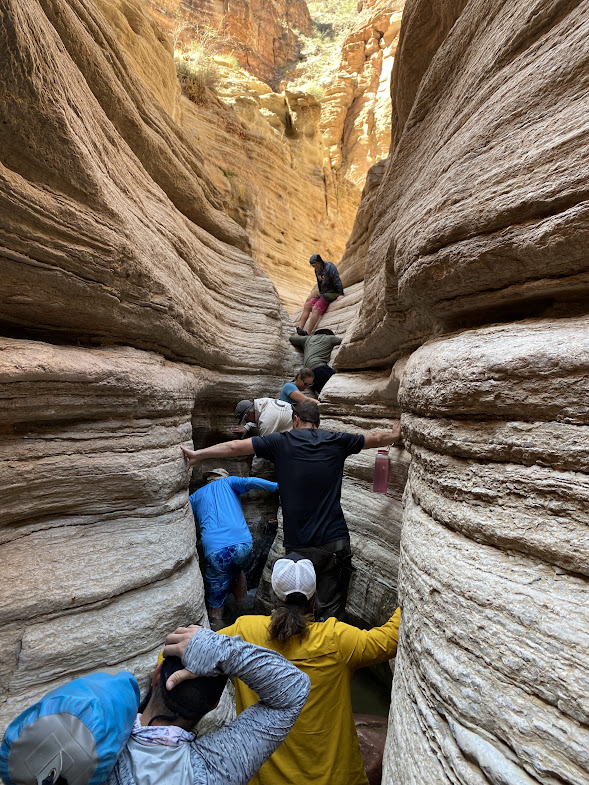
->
[1,0,588,783]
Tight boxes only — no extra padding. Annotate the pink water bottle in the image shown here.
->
[373,448,390,494]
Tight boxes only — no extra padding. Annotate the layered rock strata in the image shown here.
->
[389,318,589,784]
[316,0,589,780]
[0,0,294,734]
[179,77,360,312]
[0,341,200,727]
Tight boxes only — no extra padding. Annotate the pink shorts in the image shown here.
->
[307,295,332,315]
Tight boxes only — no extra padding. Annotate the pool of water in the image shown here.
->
[351,667,391,717]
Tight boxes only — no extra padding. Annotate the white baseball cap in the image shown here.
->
[272,556,316,601]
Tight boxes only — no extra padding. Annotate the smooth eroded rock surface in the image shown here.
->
[0,0,295,734]
[336,0,589,370]
[0,339,204,728]
[385,317,589,783]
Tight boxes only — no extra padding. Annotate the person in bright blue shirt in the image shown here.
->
[280,367,315,403]
[189,469,278,627]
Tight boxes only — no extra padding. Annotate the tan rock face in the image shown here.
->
[0,340,202,727]
[317,0,589,780]
[292,0,589,779]
[182,85,361,312]
[388,318,589,784]
[338,0,589,370]
[321,0,404,188]
[0,0,293,732]
[1,0,295,369]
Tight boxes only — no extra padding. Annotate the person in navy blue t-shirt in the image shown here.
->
[189,469,277,627]
[182,403,401,621]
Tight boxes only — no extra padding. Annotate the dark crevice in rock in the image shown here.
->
[435,292,589,334]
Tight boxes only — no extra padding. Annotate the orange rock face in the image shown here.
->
[321,0,404,187]
[145,0,311,86]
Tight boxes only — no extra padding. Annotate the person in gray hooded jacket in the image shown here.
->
[109,625,310,785]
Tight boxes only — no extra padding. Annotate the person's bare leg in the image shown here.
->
[231,570,248,609]
[298,301,312,330]
[307,307,323,334]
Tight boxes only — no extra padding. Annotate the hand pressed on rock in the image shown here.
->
[180,444,200,472]
[391,420,402,444]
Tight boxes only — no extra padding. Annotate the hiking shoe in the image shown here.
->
[296,327,308,336]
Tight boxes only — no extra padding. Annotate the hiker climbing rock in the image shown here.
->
[182,401,402,621]
[232,398,293,475]
[289,328,343,394]
[189,469,278,628]
[279,367,315,403]
[297,254,344,336]
[219,555,401,785]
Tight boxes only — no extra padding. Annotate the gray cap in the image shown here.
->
[235,400,254,424]
[204,468,230,482]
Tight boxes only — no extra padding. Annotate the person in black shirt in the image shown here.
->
[181,401,402,621]
[296,254,344,337]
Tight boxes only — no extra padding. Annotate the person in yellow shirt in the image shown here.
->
[219,554,401,785]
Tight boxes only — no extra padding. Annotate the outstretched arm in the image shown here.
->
[287,389,316,403]
[181,439,255,472]
[362,420,402,449]
[289,334,307,348]
[163,627,310,785]
[337,608,401,669]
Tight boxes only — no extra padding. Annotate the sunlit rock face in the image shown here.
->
[179,78,360,313]
[145,0,311,87]
[0,0,293,733]
[321,0,404,188]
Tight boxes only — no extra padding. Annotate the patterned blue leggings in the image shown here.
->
[205,542,252,608]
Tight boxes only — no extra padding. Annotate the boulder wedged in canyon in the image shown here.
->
[387,317,589,784]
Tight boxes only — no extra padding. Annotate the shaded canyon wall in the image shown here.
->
[311,0,589,780]
[0,0,295,732]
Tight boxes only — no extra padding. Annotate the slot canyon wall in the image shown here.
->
[0,0,295,732]
[140,0,405,312]
[313,0,589,781]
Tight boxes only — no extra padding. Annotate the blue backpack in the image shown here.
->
[0,671,140,785]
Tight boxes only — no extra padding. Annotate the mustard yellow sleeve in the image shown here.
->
[335,607,401,670]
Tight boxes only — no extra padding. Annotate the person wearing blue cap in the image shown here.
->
[296,254,344,336]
